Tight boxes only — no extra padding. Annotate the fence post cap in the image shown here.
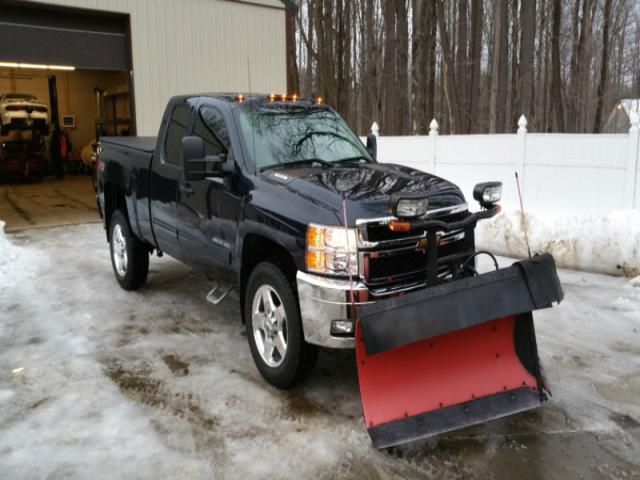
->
[517,115,528,133]
[429,118,439,135]
[371,122,379,136]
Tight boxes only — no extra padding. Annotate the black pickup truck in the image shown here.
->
[97,94,508,389]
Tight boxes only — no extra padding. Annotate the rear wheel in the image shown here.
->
[109,210,149,290]
[245,262,318,389]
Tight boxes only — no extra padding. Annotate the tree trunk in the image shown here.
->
[468,0,483,132]
[436,0,463,133]
[550,0,565,131]
[382,0,397,133]
[426,0,437,123]
[455,0,468,132]
[413,0,428,134]
[489,0,508,133]
[519,0,536,124]
[508,0,519,130]
[285,7,299,95]
[395,0,409,134]
[593,0,612,133]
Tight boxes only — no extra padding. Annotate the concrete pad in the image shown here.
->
[0,176,100,232]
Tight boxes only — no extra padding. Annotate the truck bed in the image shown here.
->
[100,136,156,153]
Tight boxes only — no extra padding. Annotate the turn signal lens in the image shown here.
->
[306,250,325,271]
[389,220,411,233]
[307,225,325,249]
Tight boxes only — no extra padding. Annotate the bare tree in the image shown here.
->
[395,0,410,134]
[489,0,509,133]
[593,0,613,132]
[550,0,565,131]
[291,0,638,135]
[455,0,469,131]
[519,0,536,123]
[437,0,464,133]
[468,0,483,132]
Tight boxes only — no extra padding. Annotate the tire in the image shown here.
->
[245,262,318,389]
[109,210,149,291]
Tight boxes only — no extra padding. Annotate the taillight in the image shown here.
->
[5,105,24,112]
[33,106,47,113]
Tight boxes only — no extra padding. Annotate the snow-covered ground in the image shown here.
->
[1,223,639,479]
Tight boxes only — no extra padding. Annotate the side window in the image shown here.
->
[193,107,230,156]
[164,103,190,165]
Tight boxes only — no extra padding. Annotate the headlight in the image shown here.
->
[306,224,358,276]
[473,181,502,208]
[391,193,429,219]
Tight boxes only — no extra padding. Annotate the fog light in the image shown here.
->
[331,319,354,336]
[473,181,502,208]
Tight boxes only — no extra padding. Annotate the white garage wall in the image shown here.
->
[370,117,640,215]
[27,0,287,136]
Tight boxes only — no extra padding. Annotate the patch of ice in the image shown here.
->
[477,209,640,276]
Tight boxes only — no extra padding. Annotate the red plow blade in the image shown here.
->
[355,254,563,449]
[357,315,543,448]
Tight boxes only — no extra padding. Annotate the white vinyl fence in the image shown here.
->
[371,114,640,215]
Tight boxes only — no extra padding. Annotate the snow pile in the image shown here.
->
[477,209,640,276]
[0,220,19,271]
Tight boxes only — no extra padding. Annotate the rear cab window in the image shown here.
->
[164,103,190,165]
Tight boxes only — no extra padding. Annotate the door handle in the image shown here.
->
[180,184,194,196]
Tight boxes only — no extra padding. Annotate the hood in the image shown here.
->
[263,162,466,224]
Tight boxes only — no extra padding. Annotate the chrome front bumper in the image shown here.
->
[296,271,371,349]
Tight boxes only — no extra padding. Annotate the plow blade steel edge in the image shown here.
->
[355,254,563,449]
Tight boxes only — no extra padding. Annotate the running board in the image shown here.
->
[206,281,233,305]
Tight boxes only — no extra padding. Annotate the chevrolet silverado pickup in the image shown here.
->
[96,94,562,439]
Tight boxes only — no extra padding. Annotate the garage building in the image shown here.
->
[0,0,287,230]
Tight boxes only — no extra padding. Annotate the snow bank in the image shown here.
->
[476,209,640,276]
[0,220,19,271]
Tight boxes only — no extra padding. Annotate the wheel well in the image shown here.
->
[240,234,298,324]
[103,182,129,240]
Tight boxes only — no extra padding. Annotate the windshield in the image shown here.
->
[235,105,372,172]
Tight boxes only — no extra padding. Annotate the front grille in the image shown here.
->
[367,248,426,284]
[362,209,470,244]
[358,205,472,288]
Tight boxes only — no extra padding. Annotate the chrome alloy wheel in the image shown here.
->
[112,224,128,277]
[252,285,288,368]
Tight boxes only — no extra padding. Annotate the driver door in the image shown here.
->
[177,105,239,278]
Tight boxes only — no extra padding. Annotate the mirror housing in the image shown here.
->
[182,136,230,181]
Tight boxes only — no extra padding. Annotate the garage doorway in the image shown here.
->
[0,0,134,232]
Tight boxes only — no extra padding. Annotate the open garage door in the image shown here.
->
[0,0,131,71]
[0,0,134,232]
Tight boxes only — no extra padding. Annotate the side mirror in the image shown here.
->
[183,136,206,181]
[182,136,230,181]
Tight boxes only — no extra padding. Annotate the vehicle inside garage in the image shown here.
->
[0,0,133,232]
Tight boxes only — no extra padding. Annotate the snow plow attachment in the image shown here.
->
[355,253,563,449]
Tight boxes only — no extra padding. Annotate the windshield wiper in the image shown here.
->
[260,158,334,173]
[333,155,373,165]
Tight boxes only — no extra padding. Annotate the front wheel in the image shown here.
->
[109,210,149,290]
[245,262,318,389]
